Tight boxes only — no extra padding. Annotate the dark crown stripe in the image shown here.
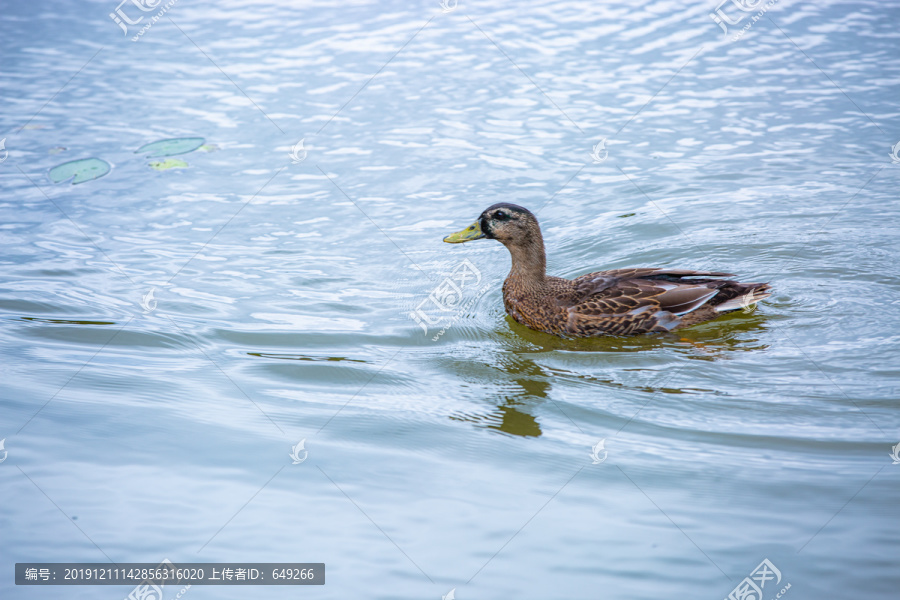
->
[482,202,533,216]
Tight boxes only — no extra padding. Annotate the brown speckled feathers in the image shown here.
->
[504,268,771,336]
[445,203,772,337]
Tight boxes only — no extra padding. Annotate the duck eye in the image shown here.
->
[494,211,509,221]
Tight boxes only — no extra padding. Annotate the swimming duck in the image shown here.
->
[443,203,771,337]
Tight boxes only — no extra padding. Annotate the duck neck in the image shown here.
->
[504,234,547,290]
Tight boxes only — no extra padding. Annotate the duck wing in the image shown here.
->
[562,269,740,336]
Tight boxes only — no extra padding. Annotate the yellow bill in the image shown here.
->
[443,220,485,243]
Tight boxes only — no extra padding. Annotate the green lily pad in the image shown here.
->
[49,158,111,184]
[135,137,205,158]
[149,158,189,171]
[199,143,219,152]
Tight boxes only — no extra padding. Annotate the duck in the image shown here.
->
[443,203,771,337]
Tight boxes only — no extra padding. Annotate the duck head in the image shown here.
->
[444,203,547,282]
[443,203,541,247]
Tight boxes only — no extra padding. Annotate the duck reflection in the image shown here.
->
[503,312,771,358]
[451,400,543,438]
[450,353,548,438]
[449,311,770,438]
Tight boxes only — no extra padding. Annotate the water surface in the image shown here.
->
[1,1,899,598]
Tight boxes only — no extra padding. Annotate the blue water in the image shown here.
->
[1,0,899,598]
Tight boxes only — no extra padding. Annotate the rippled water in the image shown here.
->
[2,1,899,598]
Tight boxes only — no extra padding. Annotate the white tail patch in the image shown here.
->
[716,289,771,312]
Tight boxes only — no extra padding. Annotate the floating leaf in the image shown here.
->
[148,158,188,171]
[135,137,205,158]
[199,143,219,152]
[49,158,111,184]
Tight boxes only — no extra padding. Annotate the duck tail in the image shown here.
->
[714,283,772,312]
